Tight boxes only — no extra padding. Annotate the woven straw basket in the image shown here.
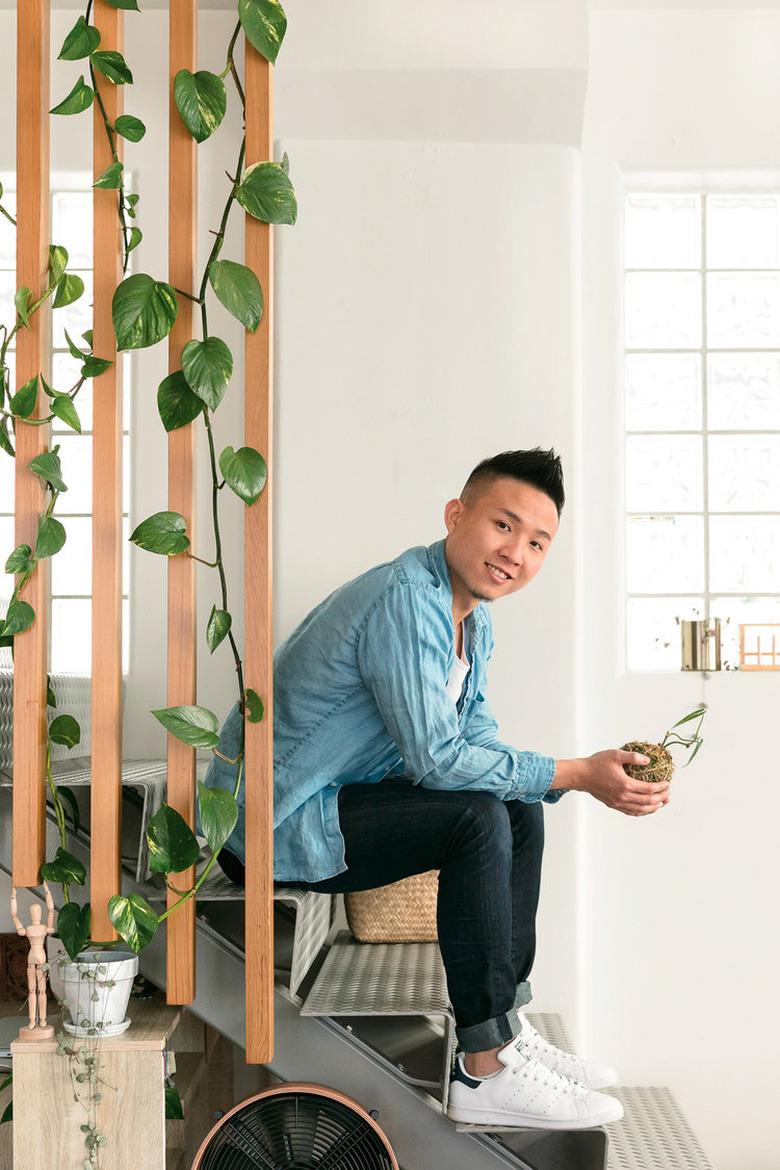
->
[344,870,439,943]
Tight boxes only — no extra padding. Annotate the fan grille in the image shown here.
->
[199,1089,396,1170]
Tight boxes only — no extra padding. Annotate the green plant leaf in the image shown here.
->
[112,273,178,351]
[49,713,81,749]
[219,445,268,505]
[197,782,239,855]
[59,15,101,61]
[91,49,133,85]
[93,161,124,190]
[64,329,88,361]
[50,76,94,116]
[56,901,91,961]
[35,515,66,560]
[114,114,146,142]
[126,193,140,210]
[108,893,158,953]
[208,260,263,332]
[173,69,226,144]
[104,0,141,10]
[146,804,201,874]
[82,329,94,349]
[181,337,233,410]
[57,786,81,835]
[14,286,31,328]
[152,705,220,750]
[81,354,112,379]
[165,1081,184,1121]
[5,544,34,575]
[0,1101,11,1125]
[10,375,39,419]
[157,371,203,433]
[238,0,287,64]
[2,599,35,636]
[236,161,297,226]
[48,244,69,285]
[0,1073,10,1093]
[53,273,85,309]
[29,448,67,493]
[0,420,14,457]
[244,688,264,723]
[50,395,82,433]
[130,511,190,556]
[40,846,86,887]
[206,606,232,654]
[670,705,707,729]
[127,226,143,254]
[40,374,56,399]
[46,674,57,707]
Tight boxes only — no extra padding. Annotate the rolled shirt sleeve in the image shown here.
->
[356,582,557,803]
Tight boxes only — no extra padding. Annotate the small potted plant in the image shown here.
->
[621,704,707,782]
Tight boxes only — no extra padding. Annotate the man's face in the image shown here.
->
[443,476,559,608]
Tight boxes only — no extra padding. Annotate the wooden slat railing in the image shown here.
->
[243,43,274,1065]
[12,0,50,888]
[90,0,125,941]
[166,0,198,1005]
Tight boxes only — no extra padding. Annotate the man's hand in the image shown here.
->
[552,750,670,816]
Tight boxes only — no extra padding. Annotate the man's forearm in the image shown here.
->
[550,758,587,791]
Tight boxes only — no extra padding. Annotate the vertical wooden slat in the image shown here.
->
[12,0,50,887]
[90,0,124,941]
[166,0,198,1004]
[244,46,274,1064]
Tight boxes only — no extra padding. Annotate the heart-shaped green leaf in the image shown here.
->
[57,785,81,834]
[238,0,287,64]
[2,599,35,636]
[173,70,226,144]
[40,846,86,887]
[81,354,112,379]
[14,287,31,328]
[146,804,201,874]
[29,449,67,493]
[152,705,220,749]
[197,782,239,855]
[244,688,264,723]
[5,545,33,575]
[50,395,82,433]
[10,375,39,419]
[50,76,94,116]
[206,605,232,654]
[114,114,146,142]
[113,274,178,351]
[0,421,13,458]
[165,1083,184,1121]
[48,245,69,285]
[64,329,88,361]
[59,15,101,61]
[219,445,268,505]
[49,713,81,749]
[157,371,203,432]
[127,226,142,254]
[35,516,67,559]
[46,674,57,708]
[91,49,133,85]
[53,273,85,309]
[236,161,297,226]
[130,511,190,555]
[82,329,94,349]
[208,260,263,332]
[57,901,91,961]
[108,894,158,953]
[93,161,123,190]
[181,337,233,410]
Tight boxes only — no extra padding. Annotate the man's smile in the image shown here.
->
[486,562,512,582]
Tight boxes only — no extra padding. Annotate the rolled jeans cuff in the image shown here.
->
[455,1006,522,1054]
[514,980,532,1010]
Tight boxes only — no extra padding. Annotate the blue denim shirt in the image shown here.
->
[203,539,562,882]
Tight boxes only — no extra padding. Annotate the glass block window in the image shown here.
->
[0,176,131,674]
[625,193,780,670]
[626,191,780,669]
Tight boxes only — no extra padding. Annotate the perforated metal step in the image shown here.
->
[607,1087,716,1170]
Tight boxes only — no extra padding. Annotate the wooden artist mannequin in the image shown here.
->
[10,881,56,1039]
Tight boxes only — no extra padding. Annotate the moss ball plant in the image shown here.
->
[621,705,707,782]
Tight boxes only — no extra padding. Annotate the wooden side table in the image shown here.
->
[11,999,181,1170]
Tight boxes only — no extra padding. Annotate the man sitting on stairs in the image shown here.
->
[205,447,668,1130]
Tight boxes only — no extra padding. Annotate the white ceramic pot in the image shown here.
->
[47,938,138,1035]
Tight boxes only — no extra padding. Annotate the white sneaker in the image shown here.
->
[517,1013,617,1089]
[447,1038,624,1130]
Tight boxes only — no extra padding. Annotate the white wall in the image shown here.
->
[581,10,780,1170]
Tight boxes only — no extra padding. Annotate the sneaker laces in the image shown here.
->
[521,1019,583,1075]
[509,1045,587,1099]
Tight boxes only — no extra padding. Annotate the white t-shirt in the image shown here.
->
[446,625,470,703]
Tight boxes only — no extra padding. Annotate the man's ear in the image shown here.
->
[444,497,464,534]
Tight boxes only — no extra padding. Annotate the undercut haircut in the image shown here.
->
[462,448,565,516]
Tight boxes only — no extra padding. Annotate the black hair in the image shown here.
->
[462,448,565,516]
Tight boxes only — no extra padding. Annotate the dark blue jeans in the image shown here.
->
[222,781,545,1053]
